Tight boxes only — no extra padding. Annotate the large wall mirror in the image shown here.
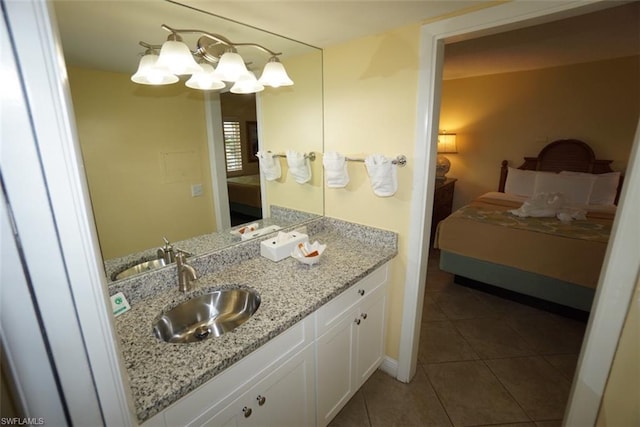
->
[53,0,324,280]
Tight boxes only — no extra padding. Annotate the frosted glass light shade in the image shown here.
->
[156,40,201,75]
[131,54,179,85]
[213,51,249,82]
[258,59,294,87]
[230,72,264,94]
[185,64,226,90]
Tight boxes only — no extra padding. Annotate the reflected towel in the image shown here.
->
[322,151,349,188]
[365,154,397,197]
[286,150,311,184]
[256,151,281,181]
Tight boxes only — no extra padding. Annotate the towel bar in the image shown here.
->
[272,152,316,161]
[345,155,407,167]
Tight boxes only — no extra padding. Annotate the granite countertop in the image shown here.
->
[104,206,319,281]
[113,219,397,422]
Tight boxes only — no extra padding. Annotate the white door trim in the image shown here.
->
[399,2,639,425]
[3,0,134,424]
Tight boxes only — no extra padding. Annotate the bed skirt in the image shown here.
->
[439,250,595,314]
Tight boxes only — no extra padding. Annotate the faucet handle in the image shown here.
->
[175,247,193,257]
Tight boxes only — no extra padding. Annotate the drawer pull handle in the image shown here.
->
[257,395,266,406]
[358,289,365,296]
[243,406,252,417]
[355,318,361,325]
[361,313,368,320]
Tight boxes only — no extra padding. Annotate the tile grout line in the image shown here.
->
[418,363,458,427]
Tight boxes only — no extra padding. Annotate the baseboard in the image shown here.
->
[378,356,398,378]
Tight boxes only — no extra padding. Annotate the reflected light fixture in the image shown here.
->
[131,24,294,93]
[436,131,458,181]
[131,46,179,85]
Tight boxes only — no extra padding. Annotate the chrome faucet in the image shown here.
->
[157,236,175,264]
[176,251,197,292]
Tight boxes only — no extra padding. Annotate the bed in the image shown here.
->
[227,174,262,218]
[435,139,622,315]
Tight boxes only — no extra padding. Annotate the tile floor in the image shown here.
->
[329,251,588,427]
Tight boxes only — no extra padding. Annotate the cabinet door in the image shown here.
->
[201,345,315,427]
[316,313,357,426]
[355,286,387,388]
[247,344,315,427]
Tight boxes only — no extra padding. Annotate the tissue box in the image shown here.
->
[260,231,309,262]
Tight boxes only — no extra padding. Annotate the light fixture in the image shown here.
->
[258,57,294,87]
[185,64,226,90]
[130,46,179,85]
[132,24,294,93]
[212,49,250,82]
[436,131,458,181]
[230,72,264,94]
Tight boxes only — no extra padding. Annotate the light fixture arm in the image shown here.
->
[161,24,282,57]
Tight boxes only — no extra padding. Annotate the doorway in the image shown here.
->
[400,2,640,426]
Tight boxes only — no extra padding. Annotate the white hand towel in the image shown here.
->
[286,150,311,184]
[364,154,397,197]
[256,151,281,181]
[322,151,349,188]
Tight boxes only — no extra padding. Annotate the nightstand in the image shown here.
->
[430,178,457,246]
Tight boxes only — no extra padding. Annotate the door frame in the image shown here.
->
[399,2,640,426]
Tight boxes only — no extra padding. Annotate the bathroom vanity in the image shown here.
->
[110,217,397,426]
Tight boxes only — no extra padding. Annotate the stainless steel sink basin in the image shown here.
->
[153,288,261,343]
[113,259,166,281]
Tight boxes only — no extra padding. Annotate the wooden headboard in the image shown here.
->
[498,139,622,203]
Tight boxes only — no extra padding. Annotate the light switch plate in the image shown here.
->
[191,183,203,197]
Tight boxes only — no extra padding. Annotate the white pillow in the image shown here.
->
[560,171,620,205]
[504,167,537,197]
[533,172,595,204]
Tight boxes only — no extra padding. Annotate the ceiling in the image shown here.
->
[53,0,639,79]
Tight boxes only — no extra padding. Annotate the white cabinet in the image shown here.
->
[147,317,315,427]
[202,344,315,427]
[315,264,388,426]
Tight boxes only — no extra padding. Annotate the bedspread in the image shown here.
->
[435,194,615,289]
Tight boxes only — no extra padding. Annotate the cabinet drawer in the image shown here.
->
[315,264,388,337]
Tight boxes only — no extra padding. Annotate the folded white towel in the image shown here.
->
[256,151,281,181]
[510,192,565,218]
[364,154,397,197]
[509,192,586,222]
[286,150,311,184]
[322,151,349,188]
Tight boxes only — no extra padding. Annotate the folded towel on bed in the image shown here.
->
[510,192,586,222]
[364,154,397,197]
[322,151,349,188]
[286,150,312,184]
[256,151,281,181]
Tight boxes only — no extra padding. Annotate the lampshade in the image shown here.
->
[230,72,264,94]
[437,133,458,154]
[131,54,179,85]
[185,64,226,90]
[257,57,294,87]
[156,40,201,75]
[213,51,249,82]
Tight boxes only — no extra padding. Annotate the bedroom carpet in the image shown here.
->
[329,250,587,427]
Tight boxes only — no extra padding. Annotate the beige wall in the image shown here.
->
[323,24,421,359]
[260,51,324,216]
[68,67,216,259]
[440,56,639,210]
[596,274,640,426]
